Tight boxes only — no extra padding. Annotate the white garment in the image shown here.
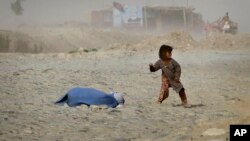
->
[223,23,230,30]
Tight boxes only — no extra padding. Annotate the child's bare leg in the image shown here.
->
[158,75,169,103]
[179,88,191,108]
[158,91,169,103]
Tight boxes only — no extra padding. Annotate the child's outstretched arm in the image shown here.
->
[149,60,161,72]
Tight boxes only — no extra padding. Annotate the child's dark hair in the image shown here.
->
[159,44,173,60]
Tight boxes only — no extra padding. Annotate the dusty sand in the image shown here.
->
[1,28,250,141]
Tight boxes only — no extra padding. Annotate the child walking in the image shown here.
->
[149,45,191,108]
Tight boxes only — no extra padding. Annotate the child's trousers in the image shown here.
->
[158,75,188,105]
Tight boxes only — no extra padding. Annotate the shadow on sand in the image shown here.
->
[171,103,205,108]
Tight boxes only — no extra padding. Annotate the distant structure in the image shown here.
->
[91,4,204,34]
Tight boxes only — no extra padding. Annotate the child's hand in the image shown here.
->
[149,63,155,72]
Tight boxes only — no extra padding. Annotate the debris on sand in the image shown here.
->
[202,128,226,136]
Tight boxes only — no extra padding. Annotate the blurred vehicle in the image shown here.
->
[204,13,238,36]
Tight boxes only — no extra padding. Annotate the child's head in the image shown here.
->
[159,44,173,60]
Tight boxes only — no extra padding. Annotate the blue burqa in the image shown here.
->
[55,87,123,108]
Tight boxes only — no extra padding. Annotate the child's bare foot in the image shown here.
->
[182,103,192,108]
[157,101,162,104]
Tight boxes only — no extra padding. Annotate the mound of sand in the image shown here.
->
[0,30,44,53]
[107,31,198,52]
[198,33,250,49]
[132,31,197,51]
[2,26,250,53]
[127,32,250,51]
[0,26,143,53]
[232,34,250,47]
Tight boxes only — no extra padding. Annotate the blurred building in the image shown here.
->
[91,5,204,33]
[91,9,113,27]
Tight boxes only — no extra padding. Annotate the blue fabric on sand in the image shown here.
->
[55,87,119,108]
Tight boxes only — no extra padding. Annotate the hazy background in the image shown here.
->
[0,0,249,33]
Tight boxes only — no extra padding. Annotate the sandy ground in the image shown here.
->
[1,44,250,141]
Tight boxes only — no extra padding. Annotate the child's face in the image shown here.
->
[165,51,172,59]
